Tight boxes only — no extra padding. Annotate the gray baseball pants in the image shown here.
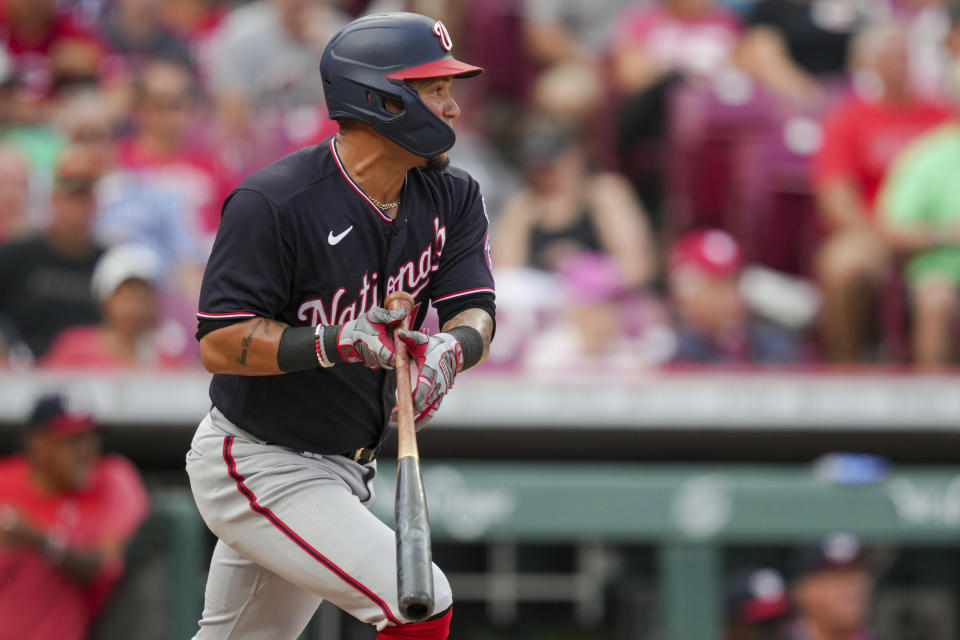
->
[185,408,452,639]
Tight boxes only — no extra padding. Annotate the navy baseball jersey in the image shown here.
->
[197,138,494,454]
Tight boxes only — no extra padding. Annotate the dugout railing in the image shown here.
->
[111,462,960,639]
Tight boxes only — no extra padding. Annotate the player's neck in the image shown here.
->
[334,131,414,217]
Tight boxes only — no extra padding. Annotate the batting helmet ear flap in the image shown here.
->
[375,83,457,157]
[323,78,456,157]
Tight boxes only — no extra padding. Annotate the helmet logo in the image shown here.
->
[432,21,453,52]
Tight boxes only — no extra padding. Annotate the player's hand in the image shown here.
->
[395,330,463,428]
[336,307,407,370]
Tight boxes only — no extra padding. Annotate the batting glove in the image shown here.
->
[395,330,464,427]
[335,307,406,370]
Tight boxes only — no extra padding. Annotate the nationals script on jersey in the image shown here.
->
[197,138,495,454]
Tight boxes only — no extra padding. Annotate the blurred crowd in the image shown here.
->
[0,0,959,373]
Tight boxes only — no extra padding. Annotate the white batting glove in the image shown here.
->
[395,330,463,427]
[335,307,406,370]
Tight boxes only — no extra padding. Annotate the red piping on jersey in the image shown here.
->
[221,435,403,626]
[330,138,396,224]
[431,287,495,303]
[197,311,258,319]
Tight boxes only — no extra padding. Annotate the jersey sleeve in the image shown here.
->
[197,188,295,326]
[430,177,495,306]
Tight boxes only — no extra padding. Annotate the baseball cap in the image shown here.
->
[669,229,743,278]
[91,244,161,303]
[27,392,96,438]
[788,532,868,582]
[557,252,630,304]
[726,568,791,625]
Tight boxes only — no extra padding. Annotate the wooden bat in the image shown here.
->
[385,290,434,622]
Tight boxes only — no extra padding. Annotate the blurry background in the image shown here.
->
[0,0,959,638]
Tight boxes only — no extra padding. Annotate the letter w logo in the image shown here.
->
[433,21,453,51]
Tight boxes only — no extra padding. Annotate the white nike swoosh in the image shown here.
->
[328,226,354,245]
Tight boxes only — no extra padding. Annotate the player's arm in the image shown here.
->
[440,307,494,368]
[200,309,409,376]
[200,317,289,375]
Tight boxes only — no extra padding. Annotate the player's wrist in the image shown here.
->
[277,325,341,371]
[324,324,348,365]
[444,326,481,371]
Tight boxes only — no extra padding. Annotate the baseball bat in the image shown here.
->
[385,290,435,622]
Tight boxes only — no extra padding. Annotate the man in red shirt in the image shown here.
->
[813,22,951,363]
[117,57,231,238]
[0,0,107,101]
[0,392,149,640]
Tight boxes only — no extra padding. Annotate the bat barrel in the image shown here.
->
[396,455,434,621]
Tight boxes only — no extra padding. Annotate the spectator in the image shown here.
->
[100,0,194,73]
[494,125,656,289]
[206,0,346,145]
[879,113,960,367]
[119,58,229,236]
[0,147,104,363]
[523,0,636,66]
[669,229,801,364]
[0,144,32,242]
[0,392,149,640]
[611,0,742,218]
[528,61,608,163]
[162,0,228,47]
[159,0,228,91]
[613,0,742,95]
[0,0,108,102]
[736,0,879,104]
[813,23,951,363]
[0,59,65,225]
[523,252,675,373]
[54,87,207,302]
[43,244,189,369]
[725,567,791,640]
[781,533,874,640]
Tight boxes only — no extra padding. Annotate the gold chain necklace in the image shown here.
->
[368,195,400,210]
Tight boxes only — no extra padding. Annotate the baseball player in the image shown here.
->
[185,12,495,640]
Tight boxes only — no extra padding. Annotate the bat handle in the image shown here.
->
[385,291,418,460]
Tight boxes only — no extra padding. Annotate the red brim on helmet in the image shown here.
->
[386,58,483,80]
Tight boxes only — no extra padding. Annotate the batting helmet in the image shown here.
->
[319,12,482,158]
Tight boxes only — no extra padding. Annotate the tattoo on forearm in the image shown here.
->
[443,308,494,354]
[236,319,263,366]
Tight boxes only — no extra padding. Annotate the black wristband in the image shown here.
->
[277,326,321,372]
[447,326,484,371]
[323,324,345,364]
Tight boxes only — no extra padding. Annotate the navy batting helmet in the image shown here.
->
[319,12,482,158]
